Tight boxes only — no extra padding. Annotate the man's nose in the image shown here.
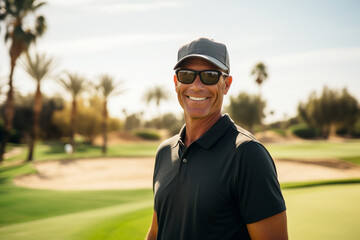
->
[190,74,205,89]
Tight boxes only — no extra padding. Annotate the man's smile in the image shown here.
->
[187,96,209,101]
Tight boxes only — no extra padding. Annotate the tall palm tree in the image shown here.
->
[251,62,268,90]
[20,52,55,161]
[251,62,268,125]
[144,86,169,129]
[0,0,47,162]
[58,73,87,152]
[97,74,123,154]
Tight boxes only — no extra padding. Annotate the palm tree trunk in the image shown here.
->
[0,57,16,162]
[157,102,162,129]
[27,85,42,161]
[70,99,77,152]
[102,99,108,154]
[257,85,265,137]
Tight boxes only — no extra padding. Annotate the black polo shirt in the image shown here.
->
[153,114,286,240]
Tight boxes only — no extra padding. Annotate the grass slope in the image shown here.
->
[0,185,153,227]
[0,200,153,240]
[75,207,153,240]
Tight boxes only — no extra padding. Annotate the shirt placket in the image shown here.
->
[178,141,190,181]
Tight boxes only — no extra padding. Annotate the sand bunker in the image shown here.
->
[14,158,155,190]
[14,157,360,190]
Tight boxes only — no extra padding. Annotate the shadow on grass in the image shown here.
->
[0,176,8,185]
[340,156,360,165]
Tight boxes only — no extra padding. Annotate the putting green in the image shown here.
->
[284,183,360,239]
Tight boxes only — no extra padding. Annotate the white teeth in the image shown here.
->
[188,96,207,101]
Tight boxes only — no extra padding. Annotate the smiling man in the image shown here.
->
[146,38,288,240]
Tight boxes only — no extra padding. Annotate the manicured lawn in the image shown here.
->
[1,140,360,239]
[0,199,153,240]
[266,140,360,164]
[5,140,360,165]
[4,141,159,163]
[0,163,153,227]
[284,183,360,240]
[75,207,154,240]
[1,181,359,240]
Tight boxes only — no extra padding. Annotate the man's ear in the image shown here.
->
[174,75,179,89]
[224,76,232,95]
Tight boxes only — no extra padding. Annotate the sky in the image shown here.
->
[1,0,360,123]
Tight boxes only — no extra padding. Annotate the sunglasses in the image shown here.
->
[175,69,228,85]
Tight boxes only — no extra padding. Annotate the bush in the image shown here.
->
[289,123,319,139]
[0,121,22,144]
[135,130,161,140]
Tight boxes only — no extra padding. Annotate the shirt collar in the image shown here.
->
[173,114,234,149]
[173,124,186,148]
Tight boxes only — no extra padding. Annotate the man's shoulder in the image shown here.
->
[229,122,258,147]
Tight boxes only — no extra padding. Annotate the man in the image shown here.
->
[146,37,287,240]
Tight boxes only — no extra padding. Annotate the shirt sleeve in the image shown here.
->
[235,141,286,224]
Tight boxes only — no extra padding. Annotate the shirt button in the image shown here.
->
[182,158,187,163]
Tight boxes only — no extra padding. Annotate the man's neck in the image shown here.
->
[183,113,222,146]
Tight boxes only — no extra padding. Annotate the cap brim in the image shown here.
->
[174,54,229,74]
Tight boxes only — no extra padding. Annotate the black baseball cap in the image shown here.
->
[174,37,230,74]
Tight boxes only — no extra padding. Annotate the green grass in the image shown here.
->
[75,207,153,240]
[1,182,359,240]
[266,140,360,164]
[1,140,360,239]
[0,199,153,240]
[4,141,159,163]
[0,163,154,239]
[0,185,153,227]
[0,163,153,227]
[284,183,360,239]
[281,178,360,189]
[5,139,360,165]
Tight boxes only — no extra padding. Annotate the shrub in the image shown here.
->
[135,130,161,140]
[289,123,319,139]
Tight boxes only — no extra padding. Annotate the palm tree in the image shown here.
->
[58,73,87,152]
[20,52,55,161]
[251,62,268,126]
[97,74,123,154]
[0,0,47,162]
[143,86,169,129]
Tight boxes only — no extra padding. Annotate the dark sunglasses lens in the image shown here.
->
[177,70,196,84]
[200,71,220,85]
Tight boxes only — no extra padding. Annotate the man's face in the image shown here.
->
[174,57,232,121]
